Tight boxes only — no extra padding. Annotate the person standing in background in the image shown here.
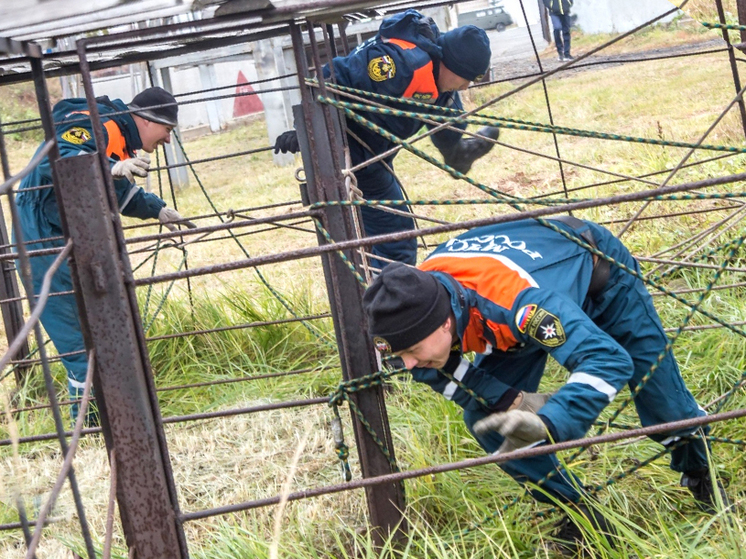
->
[544,0,574,61]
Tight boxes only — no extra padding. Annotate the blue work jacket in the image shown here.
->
[414,219,636,443]
[327,9,466,154]
[16,96,165,237]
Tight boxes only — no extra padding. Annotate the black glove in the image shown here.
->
[274,130,300,154]
[440,126,500,175]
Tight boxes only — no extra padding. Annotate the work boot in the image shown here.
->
[70,386,100,429]
[681,468,730,513]
[549,503,617,556]
[440,126,500,175]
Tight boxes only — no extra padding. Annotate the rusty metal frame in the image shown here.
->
[3,1,746,557]
[290,19,407,544]
[51,34,189,557]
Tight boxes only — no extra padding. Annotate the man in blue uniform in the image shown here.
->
[544,0,574,61]
[363,216,727,551]
[16,87,193,426]
[275,10,499,269]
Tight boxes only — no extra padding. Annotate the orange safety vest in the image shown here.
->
[65,111,130,161]
[383,37,439,102]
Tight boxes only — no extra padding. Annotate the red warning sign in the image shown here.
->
[233,71,264,117]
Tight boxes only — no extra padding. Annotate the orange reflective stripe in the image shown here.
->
[382,37,439,101]
[102,120,128,160]
[419,254,531,351]
[64,110,129,160]
[383,37,416,50]
[402,60,438,100]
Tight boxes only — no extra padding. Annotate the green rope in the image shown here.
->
[142,147,167,321]
[306,190,746,211]
[331,404,352,482]
[701,22,746,31]
[171,132,335,349]
[143,249,188,333]
[312,219,368,287]
[319,94,746,156]
[328,368,409,473]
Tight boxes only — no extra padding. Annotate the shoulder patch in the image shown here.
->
[525,307,566,347]
[373,336,392,354]
[61,127,91,145]
[515,304,537,333]
[368,55,396,82]
[412,92,434,102]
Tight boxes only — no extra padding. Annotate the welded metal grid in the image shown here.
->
[0,0,745,557]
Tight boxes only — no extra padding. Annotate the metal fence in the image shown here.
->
[1,0,746,557]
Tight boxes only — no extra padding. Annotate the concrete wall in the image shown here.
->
[503,0,541,26]
[455,0,542,27]
[573,0,679,34]
[89,57,266,132]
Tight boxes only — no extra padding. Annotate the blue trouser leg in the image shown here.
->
[550,14,572,57]
[349,140,417,268]
[585,224,709,474]
[31,253,98,426]
[465,348,584,504]
[17,197,99,428]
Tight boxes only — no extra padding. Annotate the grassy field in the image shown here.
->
[1,17,746,559]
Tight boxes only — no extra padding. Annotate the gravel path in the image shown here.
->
[490,37,728,84]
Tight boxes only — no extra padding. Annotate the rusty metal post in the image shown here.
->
[0,114,31,386]
[291,21,406,545]
[37,39,188,558]
[53,154,186,558]
[27,54,98,559]
[290,21,407,546]
[738,0,746,44]
[715,0,746,139]
[539,0,551,44]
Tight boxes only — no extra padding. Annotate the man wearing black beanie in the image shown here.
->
[274,10,499,270]
[363,217,727,553]
[15,87,194,426]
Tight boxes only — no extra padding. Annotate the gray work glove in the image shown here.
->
[441,126,500,175]
[158,207,196,232]
[513,390,553,413]
[473,408,549,455]
[111,154,150,182]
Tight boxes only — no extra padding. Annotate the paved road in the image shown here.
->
[487,23,550,63]
[482,31,726,83]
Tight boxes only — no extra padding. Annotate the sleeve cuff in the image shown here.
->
[487,388,521,412]
[539,414,560,443]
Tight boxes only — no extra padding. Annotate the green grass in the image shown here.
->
[1,22,746,559]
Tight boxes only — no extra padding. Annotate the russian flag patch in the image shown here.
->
[516,304,537,333]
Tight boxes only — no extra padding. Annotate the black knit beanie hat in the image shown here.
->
[438,25,491,81]
[362,263,452,354]
[129,87,178,127]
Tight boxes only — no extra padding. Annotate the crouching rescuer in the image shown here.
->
[362,217,729,552]
[15,87,195,427]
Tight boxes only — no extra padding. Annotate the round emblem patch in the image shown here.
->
[368,56,396,82]
[61,127,92,145]
[524,307,566,348]
[373,336,392,354]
